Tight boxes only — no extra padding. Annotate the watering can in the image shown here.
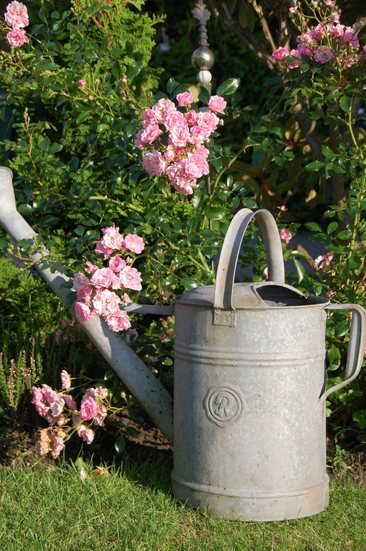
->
[0,168,365,522]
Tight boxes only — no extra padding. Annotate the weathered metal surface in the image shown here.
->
[171,208,366,522]
[0,167,174,444]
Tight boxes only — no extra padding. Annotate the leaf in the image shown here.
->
[198,86,210,105]
[126,63,143,80]
[327,344,341,368]
[339,96,351,113]
[114,435,125,454]
[206,206,228,220]
[167,77,179,95]
[216,78,240,96]
[180,278,201,291]
[304,222,322,232]
[335,319,349,338]
[111,58,121,81]
[327,221,338,234]
[305,160,325,171]
[294,258,305,283]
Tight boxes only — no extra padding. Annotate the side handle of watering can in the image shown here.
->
[320,303,366,403]
[213,208,285,326]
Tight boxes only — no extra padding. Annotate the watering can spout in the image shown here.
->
[0,168,174,444]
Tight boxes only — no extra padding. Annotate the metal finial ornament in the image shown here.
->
[191,0,215,92]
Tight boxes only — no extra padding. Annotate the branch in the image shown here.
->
[208,0,277,72]
[249,0,277,52]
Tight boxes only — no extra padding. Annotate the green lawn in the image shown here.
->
[0,453,365,551]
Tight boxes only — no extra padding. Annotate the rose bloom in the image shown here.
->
[85,261,98,273]
[106,310,131,332]
[152,98,176,124]
[176,92,194,106]
[75,301,91,324]
[80,396,100,420]
[169,120,190,147]
[90,267,114,288]
[95,239,113,259]
[208,95,227,113]
[92,289,120,317]
[142,108,158,128]
[5,1,29,28]
[142,149,166,177]
[7,28,28,47]
[123,234,145,254]
[279,228,292,245]
[78,79,86,86]
[72,272,90,292]
[165,110,186,132]
[119,266,143,291]
[77,285,93,302]
[101,225,124,250]
[60,370,71,390]
[271,46,289,61]
[109,256,126,273]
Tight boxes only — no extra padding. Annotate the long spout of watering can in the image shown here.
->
[0,167,174,444]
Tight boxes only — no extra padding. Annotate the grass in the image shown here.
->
[0,452,365,551]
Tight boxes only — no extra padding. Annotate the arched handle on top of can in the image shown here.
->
[320,303,366,403]
[213,208,285,325]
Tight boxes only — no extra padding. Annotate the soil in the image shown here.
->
[0,413,365,486]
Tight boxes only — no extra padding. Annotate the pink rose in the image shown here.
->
[165,110,186,132]
[5,1,29,28]
[77,285,93,302]
[90,267,114,288]
[92,289,120,317]
[101,225,124,250]
[176,92,194,106]
[314,46,335,63]
[62,394,78,411]
[123,234,145,254]
[109,256,126,272]
[119,267,142,291]
[139,124,163,146]
[95,239,113,259]
[142,149,166,177]
[106,310,131,332]
[285,49,302,69]
[271,46,289,62]
[60,370,71,390]
[75,301,91,324]
[152,98,176,124]
[185,153,209,179]
[80,396,100,420]
[7,27,28,47]
[50,435,65,459]
[208,95,227,113]
[169,121,190,148]
[72,272,90,292]
[93,407,108,426]
[196,111,219,133]
[78,79,86,86]
[41,384,58,405]
[279,228,292,245]
[142,109,158,128]
[85,261,98,273]
[186,110,199,125]
[312,24,325,41]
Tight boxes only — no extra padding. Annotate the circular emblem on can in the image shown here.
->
[204,386,242,427]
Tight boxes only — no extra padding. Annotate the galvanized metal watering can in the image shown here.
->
[172,208,366,522]
[0,168,365,522]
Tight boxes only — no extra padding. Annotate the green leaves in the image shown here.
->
[216,78,240,96]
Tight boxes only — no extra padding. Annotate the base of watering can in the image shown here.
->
[171,472,329,522]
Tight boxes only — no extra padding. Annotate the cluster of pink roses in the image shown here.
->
[32,370,110,458]
[135,92,227,195]
[74,225,144,333]
[272,9,365,70]
[4,1,29,48]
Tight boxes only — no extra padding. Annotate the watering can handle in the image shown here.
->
[214,208,285,318]
[320,304,366,403]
